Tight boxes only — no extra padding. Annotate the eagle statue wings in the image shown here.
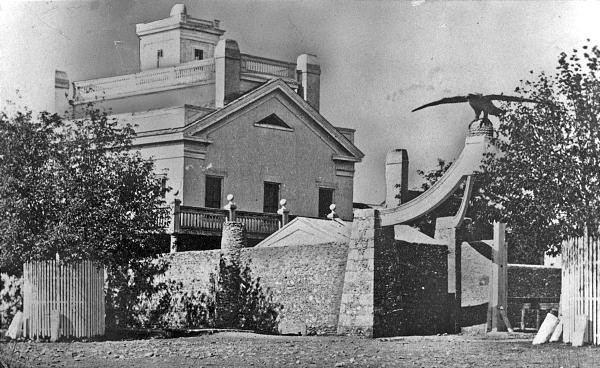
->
[412,93,541,120]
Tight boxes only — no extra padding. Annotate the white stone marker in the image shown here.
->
[532,313,559,345]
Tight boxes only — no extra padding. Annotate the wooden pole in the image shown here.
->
[487,222,509,332]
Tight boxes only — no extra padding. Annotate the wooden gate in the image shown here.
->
[562,230,600,344]
[22,260,105,339]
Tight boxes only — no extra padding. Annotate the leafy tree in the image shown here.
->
[405,159,492,241]
[410,41,600,263]
[480,40,600,260]
[0,105,171,326]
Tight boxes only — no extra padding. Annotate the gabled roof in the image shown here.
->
[256,217,352,248]
[184,79,364,161]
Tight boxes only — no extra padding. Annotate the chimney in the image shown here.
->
[215,39,241,108]
[296,54,321,111]
[54,70,72,116]
[385,149,409,207]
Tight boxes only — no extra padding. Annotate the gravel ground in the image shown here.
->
[1,331,599,368]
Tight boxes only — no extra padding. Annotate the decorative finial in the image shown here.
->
[224,194,237,221]
[278,199,290,227]
[327,203,338,220]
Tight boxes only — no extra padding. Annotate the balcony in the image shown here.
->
[173,206,295,240]
[240,54,297,82]
[72,59,216,103]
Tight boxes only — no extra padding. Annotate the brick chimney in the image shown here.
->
[385,149,409,207]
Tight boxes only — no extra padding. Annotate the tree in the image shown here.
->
[479,40,600,260]
[408,159,493,241]
[406,41,600,263]
[0,105,171,326]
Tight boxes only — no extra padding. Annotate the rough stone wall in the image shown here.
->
[240,242,348,335]
[374,240,448,337]
[161,250,221,293]
[161,241,348,335]
[336,209,379,337]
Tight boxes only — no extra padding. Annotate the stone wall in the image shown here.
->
[374,240,448,337]
[161,242,348,335]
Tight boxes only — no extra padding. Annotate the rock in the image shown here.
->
[144,352,154,357]
[7,311,23,339]
[335,362,346,367]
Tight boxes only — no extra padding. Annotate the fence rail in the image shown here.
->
[73,59,215,102]
[22,261,105,339]
[562,231,600,344]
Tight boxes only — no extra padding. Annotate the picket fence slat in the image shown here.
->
[562,234,600,344]
[22,261,105,339]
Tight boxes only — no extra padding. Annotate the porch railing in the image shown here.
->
[175,205,290,239]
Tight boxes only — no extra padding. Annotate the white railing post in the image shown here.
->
[327,203,338,220]
[224,194,237,222]
[277,199,290,228]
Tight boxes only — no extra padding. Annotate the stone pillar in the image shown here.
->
[337,209,379,337]
[385,149,409,207]
[296,54,321,111]
[215,39,241,108]
[221,221,247,261]
[434,216,467,333]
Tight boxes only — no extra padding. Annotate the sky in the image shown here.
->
[1,0,599,204]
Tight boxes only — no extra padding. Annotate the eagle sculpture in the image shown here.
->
[412,93,541,120]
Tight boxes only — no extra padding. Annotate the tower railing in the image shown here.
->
[72,59,216,103]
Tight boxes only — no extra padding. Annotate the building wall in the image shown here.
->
[188,93,355,219]
[74,84,215,117]
[139,29,181,70]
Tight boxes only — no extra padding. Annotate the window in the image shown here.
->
[254,114,293,130]
[194,49,204,60]
[263,182,280,213]
[156,49,163,68]
[160,176,168,198]
[318,188,334,218]
[205,176,222,208]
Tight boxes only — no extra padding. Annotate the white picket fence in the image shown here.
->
[22,260,105,339]
[561,230,600,344]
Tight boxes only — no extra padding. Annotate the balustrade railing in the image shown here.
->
[176,205,287,238]
[73,59,216,102]
[240,54,296,79]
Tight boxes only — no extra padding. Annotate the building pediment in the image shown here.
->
[183,79,364,162]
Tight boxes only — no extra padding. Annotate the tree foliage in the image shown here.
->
[479,40,600,257]
[413,41,600,263]
[0,105,171,326]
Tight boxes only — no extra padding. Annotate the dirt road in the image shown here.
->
[1,332,598,367]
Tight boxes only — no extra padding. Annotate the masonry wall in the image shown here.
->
[374,239,448,337]
[161,241,348,334]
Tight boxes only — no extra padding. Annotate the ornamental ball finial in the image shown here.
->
[226,194,234,201]
[280,199,287,206]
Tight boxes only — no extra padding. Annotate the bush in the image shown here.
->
[0,273,22,329]
[131,256,281,334]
